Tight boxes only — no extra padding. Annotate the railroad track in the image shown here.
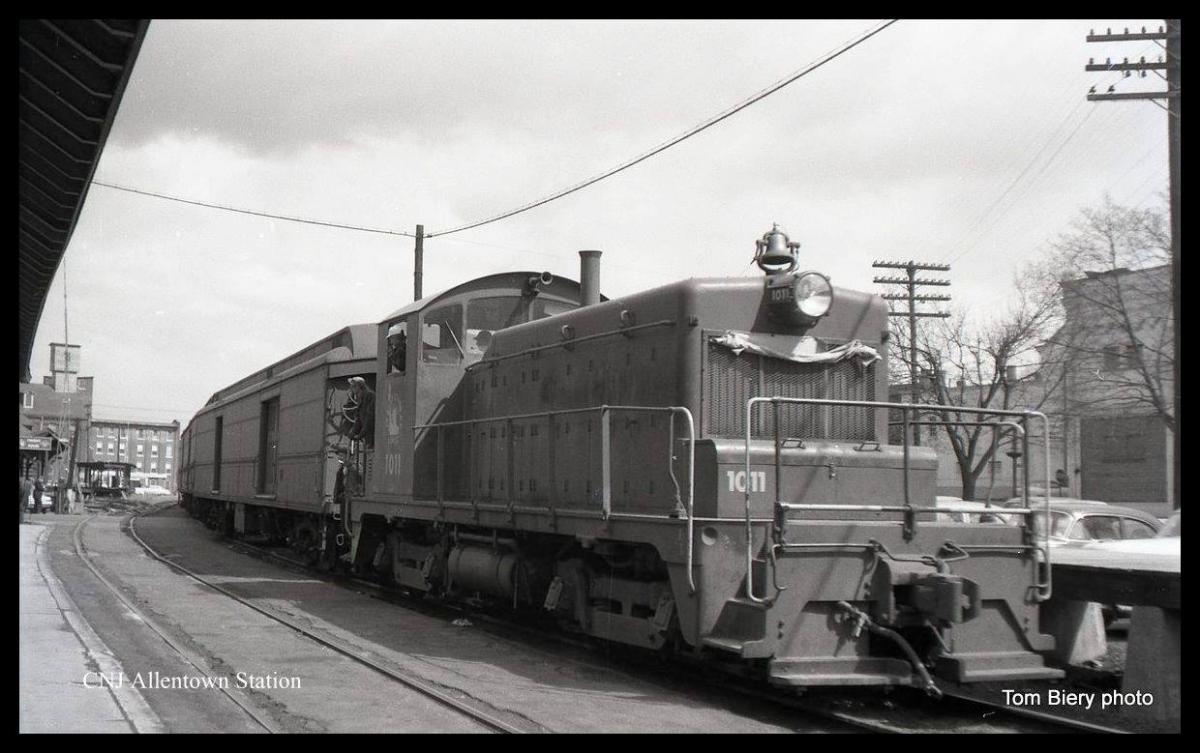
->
[83,508,533,734]
[131,503,1130,734]
[71,514,281,733]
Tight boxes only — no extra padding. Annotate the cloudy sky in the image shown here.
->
[29,19,1171,425]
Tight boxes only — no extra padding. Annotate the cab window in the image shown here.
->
[466,297,523,355]
[533,298,576,320]
[386,320,407,374]
[422,304,463,364]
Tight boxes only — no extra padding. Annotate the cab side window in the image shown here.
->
[422,304,463,364]
[386,320,407,374]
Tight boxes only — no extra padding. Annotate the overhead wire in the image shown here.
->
[942,40,1162,265]
[425,19,899,238]
[91,180,415,237]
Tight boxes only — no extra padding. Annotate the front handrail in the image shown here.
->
[415,404,698,593]
[744,397,1052,605]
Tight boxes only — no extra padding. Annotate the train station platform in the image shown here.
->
[19,519,162,733]
[1046,537,1180,728]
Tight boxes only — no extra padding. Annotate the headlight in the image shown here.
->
[793,272,833,319]
[764,270,834,326]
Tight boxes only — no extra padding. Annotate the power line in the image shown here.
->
[91,180,415,238]
[426,19,899,239]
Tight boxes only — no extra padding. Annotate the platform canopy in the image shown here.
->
[19,19,149,382]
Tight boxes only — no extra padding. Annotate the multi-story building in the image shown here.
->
[84,420,181,490]
[18,374,93,481]
[1038,265,1174,516]
[890,265,1173,516]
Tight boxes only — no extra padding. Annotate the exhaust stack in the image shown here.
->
[579,249,602,306]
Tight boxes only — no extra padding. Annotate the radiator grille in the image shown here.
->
[704,341,876,440]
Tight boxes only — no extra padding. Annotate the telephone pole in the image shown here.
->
[1086,20,1180,509]
[873,260,951,446]
[413,224,425,301]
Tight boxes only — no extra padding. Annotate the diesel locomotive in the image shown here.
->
[179,226,1062,692]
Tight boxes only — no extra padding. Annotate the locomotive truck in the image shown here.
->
[180,226,1062,692]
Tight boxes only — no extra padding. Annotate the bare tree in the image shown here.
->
[1035,197,1174,432]
[886,273,1061,500]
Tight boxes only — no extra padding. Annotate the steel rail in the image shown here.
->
[168,506,1126,734]
[124,509,529,733]
[940,689,1131,734]
[72,514,282,734]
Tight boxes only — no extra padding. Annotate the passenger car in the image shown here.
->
[1022,500,1161,544]
[1158,511,1180,537]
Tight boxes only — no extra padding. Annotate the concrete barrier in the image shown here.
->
[1121,606,1180,727]
[1038,599,1107,665]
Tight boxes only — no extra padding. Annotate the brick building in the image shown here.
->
[18,374,93,482]
[85,420,181,490]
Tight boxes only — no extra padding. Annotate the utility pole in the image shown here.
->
[1086,20,1180,510]
[873,260,951,446]
[413,224,425,301]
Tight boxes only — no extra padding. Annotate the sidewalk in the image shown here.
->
[19,518,162,733]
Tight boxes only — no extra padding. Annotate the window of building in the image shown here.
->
[136,462,143,470]
[23,392,34,409]
[165,445,173,459]
[151,445,159,456]
[107,442,115,451]
[137,443,144,454]
[1103,345,1122,371]
[165,463,172,473]
[150,462,157,472]
[96,441,104,452]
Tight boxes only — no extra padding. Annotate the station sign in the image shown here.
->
[19,437,53,451]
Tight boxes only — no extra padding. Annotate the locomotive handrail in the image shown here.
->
[415,404,699,593]
[743,397,1052,605]
[886,419,1026,506]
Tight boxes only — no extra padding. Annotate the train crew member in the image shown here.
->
[346,377,376,449]
[387,323,406,374]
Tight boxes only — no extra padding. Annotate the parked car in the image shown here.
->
[934,496,1010,524]
[133,484,172,496]
[1020,500,1163,627]
[1016,499,1161,543]
[1158,511,1180,537]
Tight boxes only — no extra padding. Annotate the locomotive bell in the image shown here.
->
[755,223,801,273]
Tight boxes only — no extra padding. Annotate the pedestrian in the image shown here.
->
[33,478,45,514]
[1055,468,1069,496]
[20,477,32,524]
